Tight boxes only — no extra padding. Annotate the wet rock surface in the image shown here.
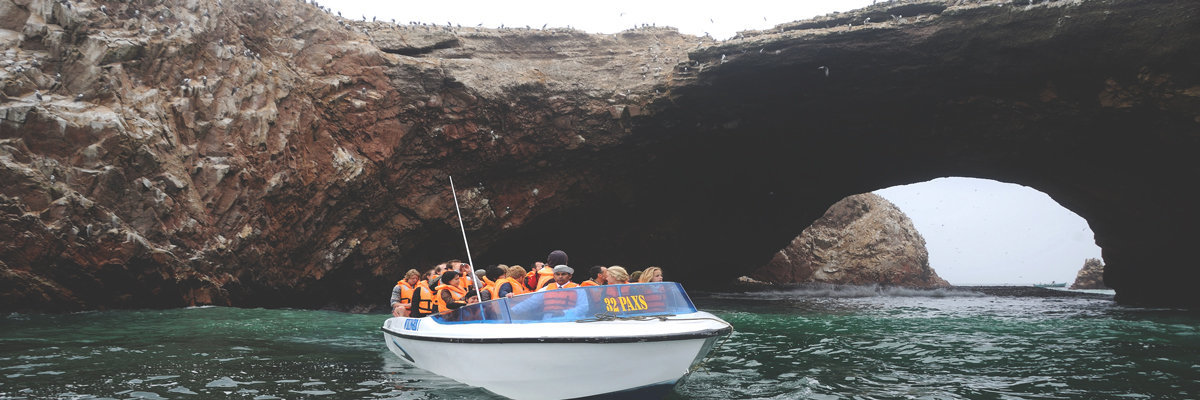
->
[749,193,948,288]
[2,0,1198,311]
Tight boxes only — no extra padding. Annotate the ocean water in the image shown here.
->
[1,287,1197,399]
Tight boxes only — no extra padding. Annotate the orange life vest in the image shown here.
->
[535,267,555,290]
[538,281,579,292]
[412,280,436,316]
[524,270,537,291]
[496,277,527,297]
[457,275,472,290]
[433,284,468,313]
[542,286,579,313]
[395,281,415,305]
[580,280,598,287]
[642,288,667,312]
[481,281,498,301]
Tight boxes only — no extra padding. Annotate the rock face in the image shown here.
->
[1,0,1199,311]
[750,194,949,288]
[1070,258,1107,289]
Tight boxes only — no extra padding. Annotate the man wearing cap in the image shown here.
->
[536,265,586,317]
[538,265,579,291]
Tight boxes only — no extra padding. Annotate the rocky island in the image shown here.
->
[1070,258,1106,289]
[749,193,949,288]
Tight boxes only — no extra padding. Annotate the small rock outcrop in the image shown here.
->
[749,194,949,288]
[1070,258,1107,289]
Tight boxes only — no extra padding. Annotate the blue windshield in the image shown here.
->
[431,282,697,324]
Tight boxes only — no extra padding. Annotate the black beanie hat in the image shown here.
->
[547,250,568,267]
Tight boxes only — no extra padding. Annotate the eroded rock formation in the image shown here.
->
[1070,258,1106,289]
[2,0,1198,311]
[750,193,949,288]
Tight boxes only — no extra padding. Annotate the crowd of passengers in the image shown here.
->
[389,250,666,318]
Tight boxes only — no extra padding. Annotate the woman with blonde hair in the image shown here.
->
[638,266,663,283]
[496,265,529,298]
[606,266,630,284]
[635,266,668,312]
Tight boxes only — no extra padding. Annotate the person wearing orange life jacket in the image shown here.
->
[442,259,468,290]
[496,265,529,298]
[538,265,580,292]
[540,263,585,317]
[636,266,668,312]
[433,270,469,312]
[479,265,507,301]
[409,267,441,317]
[538,265,586,317]
[580,265,607,287]
[471,268,496,302]
[600,266,631,299]
[539,250,569,289]
[533,265,555,291]
[524,261,545,291]
[389,269,421,317]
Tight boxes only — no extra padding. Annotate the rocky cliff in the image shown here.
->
[1070,258,1106,289]
[2,0,1199,311]
[750,193,949,288]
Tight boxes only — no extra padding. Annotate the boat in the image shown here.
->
[381,282,733,399]
[1034,281,1067,288]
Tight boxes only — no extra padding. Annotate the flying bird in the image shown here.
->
[818,66,829,77]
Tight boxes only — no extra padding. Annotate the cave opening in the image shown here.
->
[873,177,1102,286]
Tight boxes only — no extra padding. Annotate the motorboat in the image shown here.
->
[1034,281,1067,288]
[381,282,733,399]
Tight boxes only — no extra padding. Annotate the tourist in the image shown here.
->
[635,267,668,312]
[390,269,420,317]
[458,265,476,290]
[630,270,643,283]
[524,261,543,290]
[472,270,493,302]
[409,267,438,317]
[533,250,569,290]
[497,265,529,298]
[538,265,579,291]
[539,266,586,317]
[606,266,630,285]
[433,270,468,312]
[580,265,607,286]
[484,265,508,300]
[638,266,663,283]
[547,250,568,267]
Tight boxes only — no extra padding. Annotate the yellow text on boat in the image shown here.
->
[604,295,649,312]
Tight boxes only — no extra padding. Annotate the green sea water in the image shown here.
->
[1,287,1197,399]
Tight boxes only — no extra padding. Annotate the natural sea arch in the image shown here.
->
[474,1,1200,308]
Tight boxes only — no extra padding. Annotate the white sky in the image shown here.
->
[875,178,1102,285]
[327,1,1102,285]
[327,0,876,39]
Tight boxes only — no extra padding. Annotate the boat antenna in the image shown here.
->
[449,176,484,300]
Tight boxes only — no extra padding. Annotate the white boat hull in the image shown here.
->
[382,311,729,399]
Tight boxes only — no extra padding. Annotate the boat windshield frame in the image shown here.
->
[431,282,698,324]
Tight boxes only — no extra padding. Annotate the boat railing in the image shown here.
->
[432,282,698,324]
